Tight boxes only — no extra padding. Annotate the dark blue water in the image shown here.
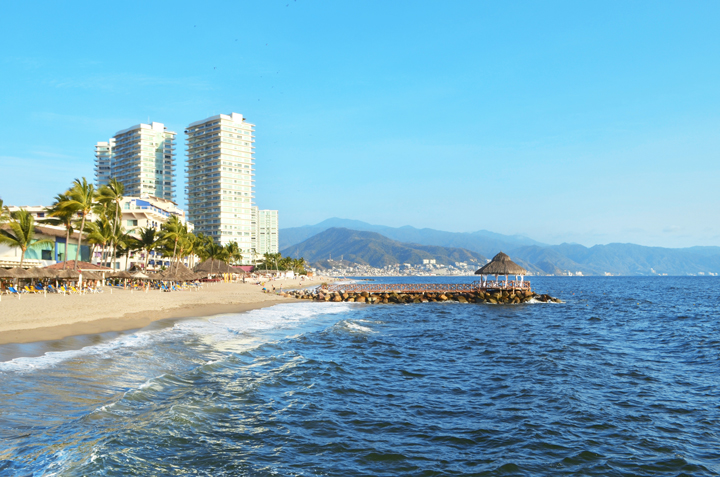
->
[1,277,719,476]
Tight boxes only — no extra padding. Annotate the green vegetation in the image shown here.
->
[0,209,53,266]
[260,252,307,275]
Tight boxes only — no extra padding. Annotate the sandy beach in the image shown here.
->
[0,277,331,345]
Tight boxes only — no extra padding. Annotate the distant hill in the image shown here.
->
[279,218,544,257]
[280,228,487,268]
[279,220,720,276]
[519,243,720,276]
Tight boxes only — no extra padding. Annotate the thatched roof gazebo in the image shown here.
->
[475,252,527,276]
[475,252,529,290]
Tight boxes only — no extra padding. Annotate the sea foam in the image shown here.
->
[0,302,351,374]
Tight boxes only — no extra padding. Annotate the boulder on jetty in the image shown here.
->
[280,288,562,305]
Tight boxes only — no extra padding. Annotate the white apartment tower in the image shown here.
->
[94,139,114,187]
[252,207,279,255]
[94,122,176,200]
[186,113,255,259]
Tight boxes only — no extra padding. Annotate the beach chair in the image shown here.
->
[34,284,45,293]
[23,286,38,294]
[47,285,64,295]
[7,286,21,297]
[70,286,84,295]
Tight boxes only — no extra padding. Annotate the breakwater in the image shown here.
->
[281,287,562,304]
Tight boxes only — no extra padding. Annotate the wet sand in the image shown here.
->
[0,277,330,345]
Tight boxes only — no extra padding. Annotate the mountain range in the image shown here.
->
[280,218,545,256]
[280,219,720,276]
[281,228,485,268]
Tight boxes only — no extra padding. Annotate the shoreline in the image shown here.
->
[0,278,330,346]
[0,300,292,346]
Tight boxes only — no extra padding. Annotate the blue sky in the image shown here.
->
[0,1,718,248]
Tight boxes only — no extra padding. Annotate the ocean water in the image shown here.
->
[0,276,719,476]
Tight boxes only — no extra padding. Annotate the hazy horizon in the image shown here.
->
[1,1,718,249]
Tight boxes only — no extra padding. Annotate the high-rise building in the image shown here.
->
[94,122,176,200]
[186,113,255,260]
[252,207,279,255]
[94,139,114,187]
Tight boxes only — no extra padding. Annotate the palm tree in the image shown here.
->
[136,227,160,271]
[85,218,114,267]
[205,242,228,275]
[193,233,213,262]
[115,231,139,271]
[0,209,54,266]
[250,248,258,269]
[44,193,76,269]
[225,241,243,265]
[96,179,124,264]
[291,258,306,275]
[61,178,96,270]
[0,198,9,225]
[174,229,195,271]
[161,216,183,271]
[263,252,281,275]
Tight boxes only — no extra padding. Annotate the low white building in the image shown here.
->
[5,196,193,270]
[0,224,85,268]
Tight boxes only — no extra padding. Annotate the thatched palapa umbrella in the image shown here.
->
[7,267,34,279]
[56,269,80,279]
[34,267,60,279]
[194,259,234,275]
[475,252,527,288]
[82,271,102,281]
[0,268,21,279]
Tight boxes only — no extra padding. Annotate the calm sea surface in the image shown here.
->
[0,276,718,476]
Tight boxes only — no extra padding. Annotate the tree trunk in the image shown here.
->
[20,248,26,267]
[175,249,183,273]
[75,214,87,270]
[100,242,107,267]
[145,249,150,271]
[63,226,70,269]
[111,201,120,270]
[110,231,117,271]
[172,238,178,270]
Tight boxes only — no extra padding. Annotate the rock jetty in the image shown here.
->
[279,288,562,304]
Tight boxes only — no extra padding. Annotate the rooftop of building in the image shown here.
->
[187,112,254,129]
[115,121,177,137]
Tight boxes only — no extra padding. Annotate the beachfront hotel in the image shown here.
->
[185,113,255,262]
[253,207,279,255]
[94,122,177,201]
[4,198,190,270]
